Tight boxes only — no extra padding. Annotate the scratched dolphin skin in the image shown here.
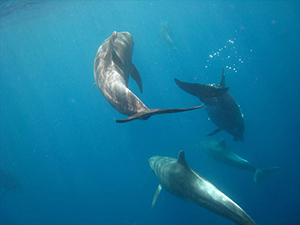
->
[175,69,245,141]
[201,139,279,182]
[149,151,257,225]
[94,31,203,123]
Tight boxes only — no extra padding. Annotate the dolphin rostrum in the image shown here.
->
[201,139,279,182]
[175,69,245,141]
[149,151,257,225]
[94,31,203,123]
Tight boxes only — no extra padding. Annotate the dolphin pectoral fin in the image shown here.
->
[207,128,222,136]
[254,167,279,183]
[175,78,229,99]
[116,105,204,123]
[151,184,163,211]
[130,63,143,93]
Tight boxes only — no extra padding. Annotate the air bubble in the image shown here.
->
[206,37,248,74]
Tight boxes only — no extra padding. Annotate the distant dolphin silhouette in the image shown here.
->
[94,31,203,123]
[159,21,175,49]
[201,139,279,182]
[0,169,21,191]
[149,151,257,225]
[175,69,245,141]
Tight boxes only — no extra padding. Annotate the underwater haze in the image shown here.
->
[1,1,299,225]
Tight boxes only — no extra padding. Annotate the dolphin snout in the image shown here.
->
[148,156,163,171]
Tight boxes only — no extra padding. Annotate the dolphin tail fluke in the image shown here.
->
[174,78,229,99]
[254,167,279,183]
[116,105,204,123]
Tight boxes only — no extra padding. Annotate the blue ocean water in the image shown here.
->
[0,1,299,224]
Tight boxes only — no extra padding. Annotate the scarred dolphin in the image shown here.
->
[149,151,257,225]
[201,139,279,182]
[175,69,245,141]
[94,31,203,123]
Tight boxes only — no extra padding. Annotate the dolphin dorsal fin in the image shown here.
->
[218,138,227,148]
[219,69,226,88]
[177,150,189,167]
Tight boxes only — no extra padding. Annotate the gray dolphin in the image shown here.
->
[159,21,175,48]
[94,31,203,123]
[201,139,279,182]
[175,69,245,141]
[149,151,257,225]
[0,169,21,191]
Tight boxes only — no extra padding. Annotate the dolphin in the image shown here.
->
[201,139,279,182]
[175,69,245,141]
[94,31,203,123]
[149,151,257,225]
[159,21,175,49]
[0,169,21,191]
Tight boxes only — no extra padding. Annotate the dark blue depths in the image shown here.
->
[0,1,299,225]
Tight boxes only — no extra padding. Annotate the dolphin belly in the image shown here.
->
[95,67,148,116]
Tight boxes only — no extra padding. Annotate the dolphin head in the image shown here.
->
[201,140,224,158]
[148,156,164,172]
